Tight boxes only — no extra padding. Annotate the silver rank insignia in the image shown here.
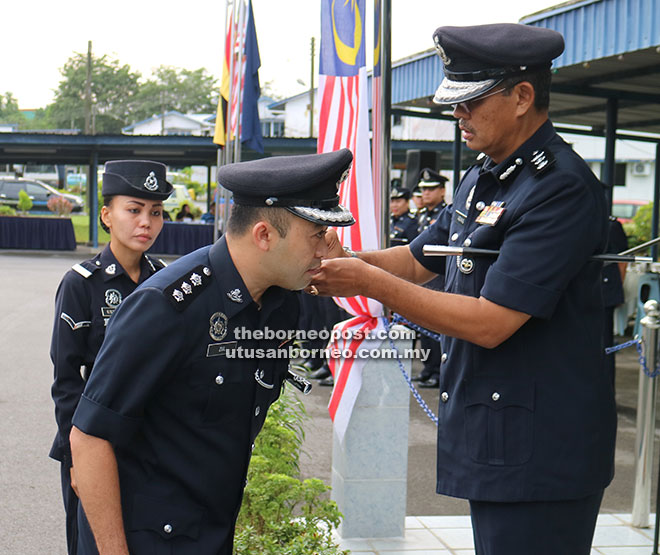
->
[255,368,274,389]
[172,289,184,302]
[337,163,352,186]
[104,289,122,307]
[190,273,202,286]
[203,267,212,276]
[465,185,476,211]
[105,264,116,275]
[143,171,158,191]
[227,289,243,303]
[181,282,192,295]
[209,312,228,341]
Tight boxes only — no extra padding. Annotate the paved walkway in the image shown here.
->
[333,513,658,554]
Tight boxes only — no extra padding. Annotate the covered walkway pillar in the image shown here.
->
[602,98,618,212]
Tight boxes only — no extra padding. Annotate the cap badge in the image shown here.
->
[104,289,122,308]
[337,164,352,187]
[209,311,228,341]
[227,288,243,303]
[434,37,451,66]
[143,171,158,191]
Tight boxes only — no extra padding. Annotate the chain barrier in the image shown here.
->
[383,317,438,427]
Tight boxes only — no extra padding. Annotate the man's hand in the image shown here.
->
[311,257,372,297]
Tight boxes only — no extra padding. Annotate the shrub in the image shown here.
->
[0,205,16,216]
[625,202,652,250]
[47,195,73,217]
[233,388,347,555]
[17,190,33,213]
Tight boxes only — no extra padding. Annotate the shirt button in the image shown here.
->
[255,406,261,416]
[476,201,486,211]
[441,392,449,403]
[215,374,224,385]
[451,232,459,241]
[603,277,609,283]
[163,524,173,534]
[492,392,500,401]
[441,353,448,363]
[463,238,472,247]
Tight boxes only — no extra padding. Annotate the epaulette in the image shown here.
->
[163,264,213,312]
[71,260,100,279]
[530,148,556,178]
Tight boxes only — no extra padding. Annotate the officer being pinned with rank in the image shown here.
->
[69,149,355,554]
[312,22,615,555]
[50,159,171,555]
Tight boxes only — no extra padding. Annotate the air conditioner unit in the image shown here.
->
[632,162,650,176]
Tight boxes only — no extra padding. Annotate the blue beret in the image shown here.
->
[217,149,355,227]
[102,160,173,200]
[418,168,448,188]
[432,23,565,105]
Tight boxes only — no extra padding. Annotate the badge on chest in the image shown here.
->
[475,201,506,226]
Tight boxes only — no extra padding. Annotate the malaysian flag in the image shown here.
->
[318,0,384,442]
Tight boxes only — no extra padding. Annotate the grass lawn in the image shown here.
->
[70,214,110,245]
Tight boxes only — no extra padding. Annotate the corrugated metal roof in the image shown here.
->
[522,0,660,67]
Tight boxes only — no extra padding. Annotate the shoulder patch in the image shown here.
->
[530,148,556,178]
[163,264,213,312]
[72,263,95,279]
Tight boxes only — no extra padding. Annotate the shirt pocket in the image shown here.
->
[128,493,205,553]
[463,377,535,466]
[186,358,253,424]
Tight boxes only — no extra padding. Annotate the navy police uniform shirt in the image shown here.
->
[602,216,628,308]
[417,201,447,235]
[72,236,298,554]
[409,120,617,502]
[49,246,164,466]
[390,211,419,246]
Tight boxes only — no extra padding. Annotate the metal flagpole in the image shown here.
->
[233,0,247,163]
[379,0,392,251]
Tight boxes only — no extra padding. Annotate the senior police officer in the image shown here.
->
[390,185,418,247]
[69,149,354,554]
[312,24,615,555]
[50,160,170,555]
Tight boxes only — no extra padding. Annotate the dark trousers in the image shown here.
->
[604,306,616,389]
[420,334,442,379]
[469,489,604,555]
[60,463,79,555]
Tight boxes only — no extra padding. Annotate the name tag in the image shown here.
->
[206,341,238,357]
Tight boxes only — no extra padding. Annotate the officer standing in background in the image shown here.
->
[415,168,448,388]
[312,24,615,555]
[390,185,418,247]
[50,160,170,555]
[69,150,355,554]
[411,185,424,215]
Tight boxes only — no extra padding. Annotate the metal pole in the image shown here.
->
[453,121,462,196]
[652,143,660,261]
[225,0,236,166]
[309,37,315,138]
[88,151,98,248]
[602,97,618,211]
[631,299,660,527]
[379,0,392,250]
[233,0,246,163]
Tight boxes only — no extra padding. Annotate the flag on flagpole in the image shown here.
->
[213,0,263,154]
[318,0,384,443]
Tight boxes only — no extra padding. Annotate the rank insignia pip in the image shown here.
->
[164,264,212,311]
[531,149,556,177]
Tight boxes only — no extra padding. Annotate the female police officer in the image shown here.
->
[49,160,172,554]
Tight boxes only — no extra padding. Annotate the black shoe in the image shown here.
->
[418,376,439,388]
[308,365,331,380]
[319,375,334,386]
[300,359,322,372]
[411,373,429,382]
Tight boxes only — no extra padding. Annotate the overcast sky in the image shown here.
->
[3,0,554,109]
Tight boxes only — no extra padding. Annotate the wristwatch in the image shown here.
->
[343,246,357,258]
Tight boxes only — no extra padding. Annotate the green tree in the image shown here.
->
[49,52,141,133]
[130,66,218,122]
[0,92,26,125]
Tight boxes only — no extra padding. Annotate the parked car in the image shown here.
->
[163,184,194,215]
[612,199,648,224]
[0,178,84,212]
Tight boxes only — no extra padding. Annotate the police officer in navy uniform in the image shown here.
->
[50,160,170,555]
[416,168,448,235]
[390,185,418,247]
[313,24,615,555]
[69,149,355,555]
